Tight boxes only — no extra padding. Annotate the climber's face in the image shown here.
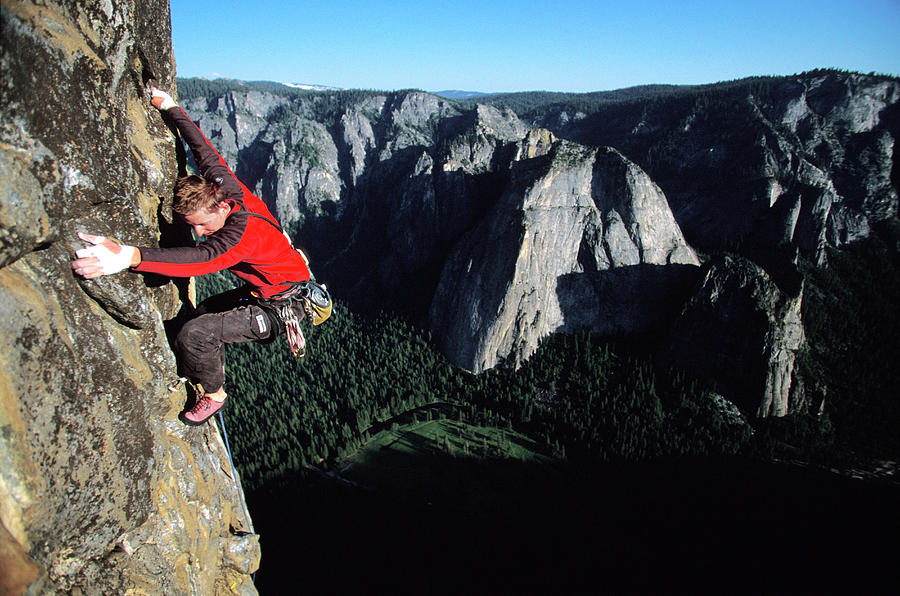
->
[183,201,231,237]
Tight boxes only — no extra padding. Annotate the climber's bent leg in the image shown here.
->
[175,300,276,393]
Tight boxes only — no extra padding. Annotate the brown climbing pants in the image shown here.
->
[175,286,281,392]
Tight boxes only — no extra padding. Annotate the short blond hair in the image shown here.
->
[173,175,223,215]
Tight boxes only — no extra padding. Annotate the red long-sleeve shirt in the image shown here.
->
[134,106,310,299]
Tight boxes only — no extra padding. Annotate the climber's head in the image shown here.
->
[182,201,231,237]
[173,175,230,237]
[173,175,223,215]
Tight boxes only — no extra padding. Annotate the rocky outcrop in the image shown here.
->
[430,139,700,372]
[663,256,806,417]
[180,90,464,228]
[178,79,827,415]
[1,1,258,593]
[542,72,900,265]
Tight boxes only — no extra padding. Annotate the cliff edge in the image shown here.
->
[1,1,259,593]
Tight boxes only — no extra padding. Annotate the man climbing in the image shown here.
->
[72,87,326,425]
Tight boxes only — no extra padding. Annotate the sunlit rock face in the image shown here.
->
[429,141,700,373]
[1,1,259,593]
[537,72,900,265]
[182,71,898,419]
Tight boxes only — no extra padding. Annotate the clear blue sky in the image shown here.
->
[170,0,900,93]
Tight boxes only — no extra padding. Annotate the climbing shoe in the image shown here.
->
[180,394,227,425]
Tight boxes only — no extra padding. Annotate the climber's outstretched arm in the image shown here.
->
[71,232,141,278]
[150,87,240,198]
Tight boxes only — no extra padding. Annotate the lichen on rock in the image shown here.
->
[1,0,259,593]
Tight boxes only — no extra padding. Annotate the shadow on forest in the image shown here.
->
[248,455,899,595]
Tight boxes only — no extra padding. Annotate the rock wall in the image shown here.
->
[543,72,900,264]
[664,256,806,417]
[1,1,258,594]
[177,82,818,416]
[429,139,701,372]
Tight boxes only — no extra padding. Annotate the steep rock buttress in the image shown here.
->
[177,86,814,417]
[1,1,258,594]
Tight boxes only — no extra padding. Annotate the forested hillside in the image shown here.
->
[797,221,900,457]
[462,69,898,125]
[198,252,898,593]
[197,270,842,495]
[199,220,900,498]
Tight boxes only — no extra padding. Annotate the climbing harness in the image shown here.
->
[241,210,333,357]
[280,300,307,358]
[257,280,333,358]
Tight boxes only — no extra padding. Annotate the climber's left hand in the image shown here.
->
[72,232,139,278]
[150,86,177,110]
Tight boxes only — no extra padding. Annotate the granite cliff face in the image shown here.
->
[1,1,258,594]
[664,256,806,417]
[175,72,897,420]
[537,73,900,264]
[529,72,898,417]
[430,140,700,371]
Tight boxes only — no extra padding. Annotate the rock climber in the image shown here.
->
[71,87,326,425]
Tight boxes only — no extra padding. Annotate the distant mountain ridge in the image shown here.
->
[433,90,487,99]
[458,83,695,106]
[174,77,695,103]
[285,82,342,91]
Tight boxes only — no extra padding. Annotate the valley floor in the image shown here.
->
[247,419,899,595]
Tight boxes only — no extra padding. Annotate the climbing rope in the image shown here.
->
[215,411,255,536]
[168,378,257,582]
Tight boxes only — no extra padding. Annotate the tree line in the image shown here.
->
[196,270,757,492]
[458,69,898,120]
[195,217,899,494]
[177,77,389,123]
